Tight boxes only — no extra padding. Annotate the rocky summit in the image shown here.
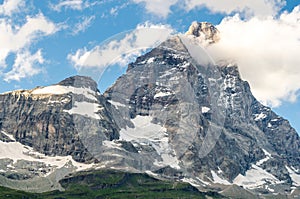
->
[0,22,299,198]
[185,21,220,44]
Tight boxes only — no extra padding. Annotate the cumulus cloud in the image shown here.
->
[132,0,178,18]
[131,0,284,18]
[0,0,24,16]
[72,15,95,35]
[4,50,44,82]
[68,23,175,79]
[0,13,57,81]
[208,6,300,107]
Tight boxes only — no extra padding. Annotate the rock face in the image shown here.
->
[0,22,299,196]
[185,21,220,44]
[0,75,119,163]
[104,34,300,194]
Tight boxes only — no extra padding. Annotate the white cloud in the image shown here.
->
[0,14,57,64]
[110,7,118,16]
[4,50,44,82]
[183,0,285,18]
[131,0,285,18]
[51,0,84,11]
[0,13,57,81]
[132,0,178,18]
[72,15,95,35]
[208,6,300,107]
[68,23,175,78]
[0,0,24,16]
[50,0,100,12]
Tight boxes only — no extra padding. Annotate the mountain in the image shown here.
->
[0,22,300,198]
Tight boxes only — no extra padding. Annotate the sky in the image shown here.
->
[0,0,299,132]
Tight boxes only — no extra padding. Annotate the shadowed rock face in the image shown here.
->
[0,22,299,196]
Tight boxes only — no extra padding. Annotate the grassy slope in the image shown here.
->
[0,170,225,199]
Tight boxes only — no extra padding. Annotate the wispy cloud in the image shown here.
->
[51,0,84,11]
[72,15,95,35]
[208,6,300,107]
[109,2,128,17]
[50,0,100,12]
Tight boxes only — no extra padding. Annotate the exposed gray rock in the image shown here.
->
[185,21,220,44]
[104,33,300,194]
[0,22,299,197]
[0,76,119,163]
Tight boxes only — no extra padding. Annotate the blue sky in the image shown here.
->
[0,0,299,133]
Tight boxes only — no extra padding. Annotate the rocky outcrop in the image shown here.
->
[185,21,220,44]
[0,76,119,163]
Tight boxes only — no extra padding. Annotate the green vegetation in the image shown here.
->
[0,170,225,199]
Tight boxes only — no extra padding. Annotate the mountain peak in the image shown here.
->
[57,75,98,91]
[185,21,220,44]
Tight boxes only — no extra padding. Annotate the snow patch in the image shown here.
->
[102,140,123,150]
[120,115,180,169]
[262,149,271,156]
[1,131,15,141]
[108,100,126,109]
[217,167,223,174]
[0,140,94,175]
[32,85,97,101]
[145,170,159,177]
[147,57,155,63]
[155,153,180,170]
[256,149,271,166]
[120,116,165,140]
[64,101,103,119]
[169,76,180,81]
[180,62,190,68]
[254,113,267,121]
[182,178,202,187]
[286,166,300,186]
[47,98,70,105]
[201,106,210,113]
[160,70,173,78]
[154,91,172,99]
[196,177,210,186]
[211,170,231,185]
[233,165,280,189]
